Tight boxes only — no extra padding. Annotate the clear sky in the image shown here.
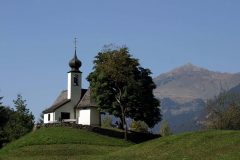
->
[0,0,240,120]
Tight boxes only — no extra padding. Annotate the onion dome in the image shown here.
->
[69,50,81,72]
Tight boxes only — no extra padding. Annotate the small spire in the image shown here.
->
[69,37,81,72]
[74,37,77,56]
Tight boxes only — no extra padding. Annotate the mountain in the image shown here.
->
[229,83,240,93]
[154,63,240,102]
[153,63,240,133]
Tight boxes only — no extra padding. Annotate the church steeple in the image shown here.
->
[67,38,82,101]
[69,38,82,72]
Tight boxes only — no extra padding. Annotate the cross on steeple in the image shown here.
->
[74,37,77,51]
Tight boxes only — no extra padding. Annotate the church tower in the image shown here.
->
[67,43,82,105]
[43,39,100,125]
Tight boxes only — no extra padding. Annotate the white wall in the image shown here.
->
[78,109,91,125]
[67,72,82,104]
[44,112,55,123]
[43,102,76,123]
[78,108,100,126]
[67,73,71,99]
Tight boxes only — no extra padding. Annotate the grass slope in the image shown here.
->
[102,130,240,160]
[1,128,239,160]
[0,127,132,160]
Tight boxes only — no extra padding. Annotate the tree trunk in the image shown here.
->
[122,112,127,141]
[119,117,124,129]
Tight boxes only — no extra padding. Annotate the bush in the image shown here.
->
[102,116,113,128]
[160,120,172,136]
[130,120,148,133]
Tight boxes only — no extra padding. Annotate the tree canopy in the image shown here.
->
[88,47,161,140]
[0,95,34,147]
[0,97,9,127]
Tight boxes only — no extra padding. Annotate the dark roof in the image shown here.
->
[76,88,97,109]
[69,50,82,72]
[53,90,68,105]
[43,89,88,114]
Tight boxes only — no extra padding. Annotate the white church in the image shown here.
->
[43,48,100,126]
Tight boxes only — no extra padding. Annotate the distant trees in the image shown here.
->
[0,95,34,148]
[130,120,148,133]
[205,92,240,130]
[160,120,172,136]
[88,46,161,140]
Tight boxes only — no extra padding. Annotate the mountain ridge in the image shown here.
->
[152,63,240,133]
[154,63,240,102]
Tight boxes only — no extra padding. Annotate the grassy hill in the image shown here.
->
[0,127,132,160]
[103,130,240,160]
[0,127,240,160]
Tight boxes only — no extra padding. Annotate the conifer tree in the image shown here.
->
[4,94,34,141]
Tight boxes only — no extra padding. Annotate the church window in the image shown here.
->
[48,114,50,121]
[73,74,79,86]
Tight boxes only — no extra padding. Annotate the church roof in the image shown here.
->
[43,89,87,113]
[69,50,82,72]
[76,89,97,109]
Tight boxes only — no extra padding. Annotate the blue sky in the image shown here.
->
[0,0,240,119]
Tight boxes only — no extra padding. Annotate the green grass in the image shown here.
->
[0,127,240,160]
[0,127,132,160]
[102,130,240,160]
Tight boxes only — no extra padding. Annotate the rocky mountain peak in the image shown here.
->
[154,64,240,102]
[170,63,208,75]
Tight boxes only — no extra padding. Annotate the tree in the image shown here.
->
[88,47,161,140]
[205,92,240,130]
[38,112,44,124]
[0,96,2,105]
[0,97,7,127]
[160,120,172,136]
[0,97,14,148]
[4,94,35,141]
[130,120,148,133]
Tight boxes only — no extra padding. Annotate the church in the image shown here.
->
[43,48,100,126]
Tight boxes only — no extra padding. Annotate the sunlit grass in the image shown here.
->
[102,130,240,160]
[1,127,240,160]
[0,127,132,160]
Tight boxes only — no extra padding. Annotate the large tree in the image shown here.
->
[88,47,161,140]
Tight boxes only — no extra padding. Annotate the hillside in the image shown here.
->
[1,127,240,160]
[0,127,132,160]
[229,83,240,93]
[102,130,240,160]
[153,63,240,133]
